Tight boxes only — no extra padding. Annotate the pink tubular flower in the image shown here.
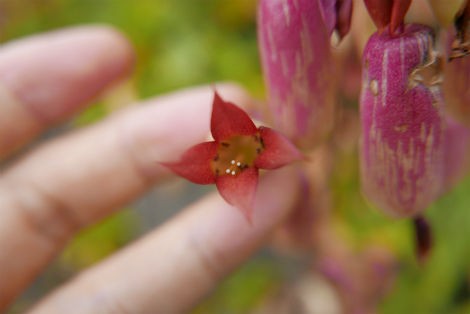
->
[360,24,445,218]
[257,0,341,148]
[162,91,302,221]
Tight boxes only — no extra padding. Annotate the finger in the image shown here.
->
[0,84,252,311]
[0,25,134,159]
[29,167,301,314]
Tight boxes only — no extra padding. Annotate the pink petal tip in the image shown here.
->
[215,167,258,222]
[255,127,303,170]
[210,91,257,142]
[160,142,217,184]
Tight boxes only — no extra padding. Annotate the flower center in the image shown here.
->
[211,133,264,177]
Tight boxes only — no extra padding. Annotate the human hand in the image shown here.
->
[0,26,301,313]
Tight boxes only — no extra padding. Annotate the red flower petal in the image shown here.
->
[161,142,217,184]
[390,0,412,34]
[364,0,392,31]
[255,127,303,169]
[210,91,257,142]
[364,0,411,34]
[215,167,258,221]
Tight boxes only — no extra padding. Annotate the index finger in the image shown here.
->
[0,83,252,311]
[29,167,301,314]
[0,26,134,159]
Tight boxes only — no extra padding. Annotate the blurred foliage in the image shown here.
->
[333,146,470,313]
[381,176,470,314]
[0,0,262,97]
[2,0,470,313]
[192,257,282,314]
[73,101,107,126]
[60,210,137,268]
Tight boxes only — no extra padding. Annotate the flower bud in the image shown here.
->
[413,215,433,262]
[319,0,353,40]
[257,0,338,148]
[360,24,444,217]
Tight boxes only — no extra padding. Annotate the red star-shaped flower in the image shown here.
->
[162,91,303,221]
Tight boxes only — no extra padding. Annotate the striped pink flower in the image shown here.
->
[257,0,351,148]
[360,24,445,217]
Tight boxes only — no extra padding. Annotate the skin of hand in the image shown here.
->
[0,26,301,313]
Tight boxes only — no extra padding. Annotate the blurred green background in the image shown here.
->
[2,0,470,313]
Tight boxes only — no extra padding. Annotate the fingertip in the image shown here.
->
[81,24,136,75]
[0,25,135,123]
[25,164,302,314]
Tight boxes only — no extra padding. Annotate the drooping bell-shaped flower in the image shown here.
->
[257,0,350,148]
[360,24,445,218]
[318,245,397,313]
[162,91,302,221]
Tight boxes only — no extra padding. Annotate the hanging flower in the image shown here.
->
[360,24,445,218]
[162,91,303,221]
[257,0,343,149]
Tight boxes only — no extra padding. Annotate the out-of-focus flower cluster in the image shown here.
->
[166,0,470,312]
[254,0,470,312]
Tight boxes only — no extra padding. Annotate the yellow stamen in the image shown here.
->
[211,133,264,177]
